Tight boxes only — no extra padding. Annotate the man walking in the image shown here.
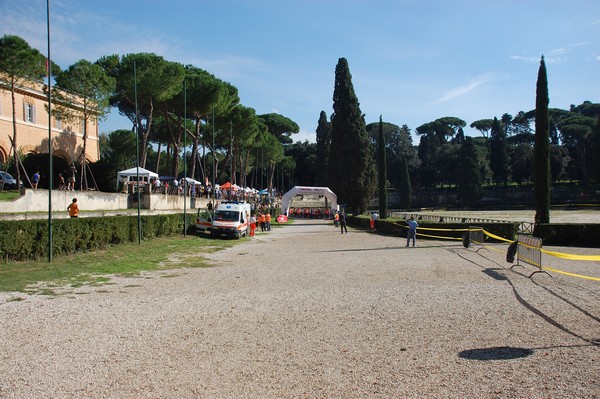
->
[339,211,348,234]
[406,216,419,247]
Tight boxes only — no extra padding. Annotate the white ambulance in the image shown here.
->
[210,201,252,238]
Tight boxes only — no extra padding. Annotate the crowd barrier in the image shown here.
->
[393,221,600,282]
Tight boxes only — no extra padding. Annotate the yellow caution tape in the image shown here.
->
[540,249,600,261]
[482,230,513,243]
[416,232,462,241]
[540,266,600,281]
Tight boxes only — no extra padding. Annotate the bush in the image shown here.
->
[0,214,186,262]
[533,223,600,247]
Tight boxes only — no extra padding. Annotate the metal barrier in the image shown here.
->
[513,234,550,278]
[468,226,486,252]
[389,212,531,233]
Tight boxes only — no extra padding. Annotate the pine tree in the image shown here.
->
[328,58,376,214]
[315,110,331,187]
[534,56,551,223]
[377,116,388,218]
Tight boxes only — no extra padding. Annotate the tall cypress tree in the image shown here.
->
[315,110,331,187]
[489,117,510,185]
[329,58,376,214]
[377,115,388,218]
[534,56,551,224]
[456,137,482,206]
[398,155,411,209]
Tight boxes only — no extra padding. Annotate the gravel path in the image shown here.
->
[1,219,599,398]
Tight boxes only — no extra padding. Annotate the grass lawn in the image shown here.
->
[0,234,236,295]
[0,191,21,201]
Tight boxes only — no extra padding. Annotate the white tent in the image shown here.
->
[281,186,338,215]
[116,167,159,192]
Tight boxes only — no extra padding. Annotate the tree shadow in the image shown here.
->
[458,346,534,360]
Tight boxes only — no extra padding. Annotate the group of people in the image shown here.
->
[249,211,272,237]
[288,207,334,219]
[29,163,77,191]
[334,210,419,245]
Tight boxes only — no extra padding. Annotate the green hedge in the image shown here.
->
[533,223,600,247]
[0,214,189,262]
[347,216,518,242]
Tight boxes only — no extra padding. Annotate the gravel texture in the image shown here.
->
[1,219,599,398]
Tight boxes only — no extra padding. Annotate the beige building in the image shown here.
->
[0,78,99,166]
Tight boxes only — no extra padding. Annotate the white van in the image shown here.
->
[210,201,252,238]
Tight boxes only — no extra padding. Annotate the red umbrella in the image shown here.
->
[276,214,288,223]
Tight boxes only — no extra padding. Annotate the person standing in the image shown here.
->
[334,211,340,228]
[57,173,65,190]
[406,216,419,247]
[67,163,76,191]
[32,171,40,189]
[249,213,257,237]
[67,198,79,218]
[339,211,348,234]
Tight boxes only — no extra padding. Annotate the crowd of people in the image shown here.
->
[287,207,336,219]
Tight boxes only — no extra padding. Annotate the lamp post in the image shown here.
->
[46,0,53,262]
[183,80,187,237]
[212,105,215,206]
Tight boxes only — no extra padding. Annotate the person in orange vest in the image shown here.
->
[266,212,271,231]
[334,211,339,227]
[259,212,267,231]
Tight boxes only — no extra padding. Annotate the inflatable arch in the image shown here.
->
[281,186,338,215]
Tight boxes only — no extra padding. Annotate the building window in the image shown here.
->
[24,103,36,123]
[55,113,62,130]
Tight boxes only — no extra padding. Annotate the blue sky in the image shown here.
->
[1,0,599,143]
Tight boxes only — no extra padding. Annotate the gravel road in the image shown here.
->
[1,219,599,398]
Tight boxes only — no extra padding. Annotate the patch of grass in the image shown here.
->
[0,235,234,294]
[0,191,21,201]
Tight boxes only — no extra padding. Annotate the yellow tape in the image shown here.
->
[482,230,513,243]
[540,249,600,261]
[540,266,600,281]
[416,232,462,241]
[417,227,470,232]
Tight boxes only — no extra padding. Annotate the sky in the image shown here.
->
[1,0,599,143]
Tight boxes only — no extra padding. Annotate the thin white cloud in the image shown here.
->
[430,73,494,105]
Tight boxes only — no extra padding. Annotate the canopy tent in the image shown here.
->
[116,167,158,191]
[281,186,338,215]
[185,177,202,185]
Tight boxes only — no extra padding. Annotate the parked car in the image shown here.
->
[0,171,23,189]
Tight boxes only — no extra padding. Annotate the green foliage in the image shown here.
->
[0,214,185,262]
[398,155,411,209]
[315,111,331,187]
[377,116,388,218]
[533,223,600,247]
[489,117,510,185]
[258,113,300,145]
[456,137,482,206]
[329,58,376,214]
[534,56,551,223]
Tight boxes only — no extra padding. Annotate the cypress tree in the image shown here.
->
[489,117,510,185]
[377,115,388,218]
[398,155,411,209]
[329,58,376,214]
[534,56,551,224]
[456,137,482,206]
[315,110,331,187]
